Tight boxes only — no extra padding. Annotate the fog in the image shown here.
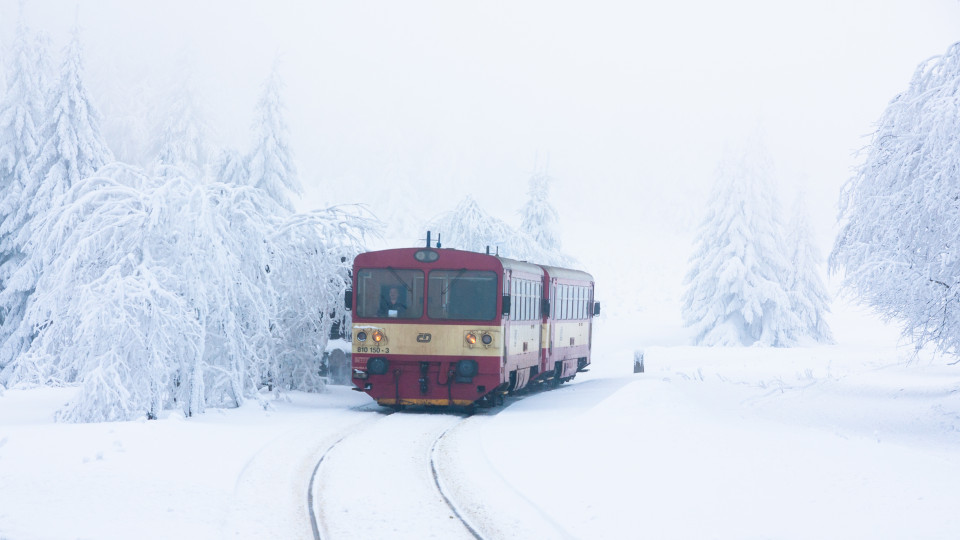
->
[3,0,959,339]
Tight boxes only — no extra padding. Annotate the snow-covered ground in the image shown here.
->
[2,332,958,539]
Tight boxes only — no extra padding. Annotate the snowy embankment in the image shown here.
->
[0,388,373,540]
[472,346,960,539]
[1,345,959,539]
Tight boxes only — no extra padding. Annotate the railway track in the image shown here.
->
[308,410,481,540]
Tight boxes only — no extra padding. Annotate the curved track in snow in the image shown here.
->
[308,410,481,540]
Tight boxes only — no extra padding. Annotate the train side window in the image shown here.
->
[511,280,517,321]
[573,286,579,319]
[570,285,580,319]
[520,280,526,320]
[577,286,582,319]
[519,279,525,321]
[550,283,558,319]
[515,280,520,321]
[571,285,580,319]
[574,286,580,319]
[535,283,541,319]
[522,281,528,321]
[560,285,566,320]
[578,286,584,319]
[519,280,525,321]
[562,285,568,320]
[517,279,527,321]
[582,287,587,318]
[529,281,534,321]
[527,281,533,321]
[557,285,562,320]
[525,280,531,321]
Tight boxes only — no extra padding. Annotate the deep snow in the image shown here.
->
[1,335,958,539]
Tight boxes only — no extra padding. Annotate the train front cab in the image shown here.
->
[348,248,514,409]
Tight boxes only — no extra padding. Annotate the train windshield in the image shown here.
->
[355,268,424,319]
[427,270,498,321]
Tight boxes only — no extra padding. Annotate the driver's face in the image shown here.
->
[389,289,399,303]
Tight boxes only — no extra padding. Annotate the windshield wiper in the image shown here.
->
[386,266,412,293]
[441,268,469,297]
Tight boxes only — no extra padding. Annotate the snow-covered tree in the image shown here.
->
[0,25,113,371]
[99,74,160,168]
[30,26,113,209]
[268,207,374,391]
[32,30,55,97]
[246,64,301,212]
[2,160,373,420]
[785,194,834,344]
[519,171,563,255]
[210,148,248,186]
[681,150,796,347]
[427,195,564,265]
[832,42,960,354]
[153,76,210,180]
[0,18,45,367]
[0,18,43,236]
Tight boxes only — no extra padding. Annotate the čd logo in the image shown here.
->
[416,333,432,343]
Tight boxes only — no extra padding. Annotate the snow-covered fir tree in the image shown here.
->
[832,42,960,354]
[519,171,562,255]
[681,149,796,347]
[428,195,567,265]
[0,18,44,246]
[32,30,55,98]
[153,76,210,180]
[0,25,113,373]
[29,26,113,218]
[210,148,248,186]
[0,18,45,369]
[246,64,301,212]
[785,193,834,344]
[99,73,159,168]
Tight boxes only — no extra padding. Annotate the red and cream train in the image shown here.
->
[345,239,598,409]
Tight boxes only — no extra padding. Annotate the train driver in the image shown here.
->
[378,286,407,317]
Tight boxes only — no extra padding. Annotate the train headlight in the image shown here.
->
[481,333,493,345]
[372,330,385,343]
[465,333,477,345]
[368,357,389,375]
[356,331,367,342]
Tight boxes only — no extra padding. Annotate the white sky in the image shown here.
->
[2,0,959,298]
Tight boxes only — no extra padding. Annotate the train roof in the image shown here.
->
[494,256,545,276]
[353,247,591,282]
[538,264,594,283]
